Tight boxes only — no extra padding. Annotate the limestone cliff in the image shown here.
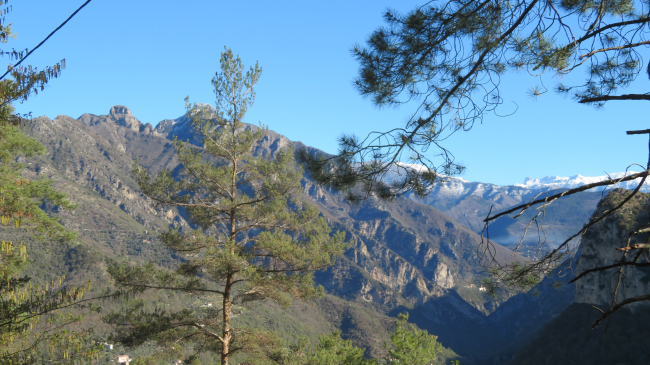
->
[575,189,650,307]
[506,189,650,365]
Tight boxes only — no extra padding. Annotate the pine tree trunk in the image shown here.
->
[222,190,236,365]
[221,273,233,365]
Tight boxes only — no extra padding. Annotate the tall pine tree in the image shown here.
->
[106,47,347,365]
[1,2,101,363]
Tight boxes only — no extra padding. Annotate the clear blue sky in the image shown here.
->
[10,0,650,186]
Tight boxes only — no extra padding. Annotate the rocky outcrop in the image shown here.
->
[506,189,650,365]
[434,262,455,289]
[108,105,142,132]
[26,113,182,232]
[484,189,650,364]
[575,189,650,307]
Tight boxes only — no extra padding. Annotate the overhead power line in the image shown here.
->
[0,0,93,81]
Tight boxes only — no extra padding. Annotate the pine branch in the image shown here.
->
[484,169,650,222]
[116,283,225,295]
[579,40,650,59]
[591,293,650,328]
[579,94,650,103]
[569,262,650,284]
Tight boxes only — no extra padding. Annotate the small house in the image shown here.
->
[478,287,486,291]
[104,343,113,350]
[117,355,132,363]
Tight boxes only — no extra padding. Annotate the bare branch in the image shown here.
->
[485,170,650,222]
[574,17,650,46]
[193,323,225,344]
[591,293,650,329]
[569,261,650,284]
[579,40,650,59]
[579,94,650,104]
[616,243,650,250]
[627,129,650,135]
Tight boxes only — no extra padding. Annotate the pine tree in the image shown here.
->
[384,313,441,365]
[106,47,347,365]
[275,314,443,365]
[306,332,376,365]
[303,0,650,201]
[0,4,100,363]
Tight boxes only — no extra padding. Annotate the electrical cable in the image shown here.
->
[0,0,93,81]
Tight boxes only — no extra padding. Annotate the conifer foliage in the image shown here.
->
[106,48,347,365]
[384,313,442,365]
[302,0,650,200]
[301,0,650,322]
[276,314,443,365]
[0,2,101,363]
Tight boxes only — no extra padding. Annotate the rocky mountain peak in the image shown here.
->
[108,105,142,131]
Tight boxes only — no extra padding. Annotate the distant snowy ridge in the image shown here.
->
[393,162,649,192]
[514,172,650,192]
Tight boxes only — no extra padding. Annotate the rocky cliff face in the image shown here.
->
[24,114,180,232]
[505,189,650,365]
[107,105,144,132]
[575,189,650,307]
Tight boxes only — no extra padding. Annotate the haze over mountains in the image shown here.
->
[17,105,650,364]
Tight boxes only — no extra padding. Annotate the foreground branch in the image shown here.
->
[569,261,650,284]
[591,294,650,329]
[484,170,650,222]
[579,94,650,104]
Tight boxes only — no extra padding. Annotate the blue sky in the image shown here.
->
[10,0,650,186]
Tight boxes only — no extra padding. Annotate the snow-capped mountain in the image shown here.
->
[515,173,650,192]
[392,161,650,196]
[401,166,647,246]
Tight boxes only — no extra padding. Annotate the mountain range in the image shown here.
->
[12,105,650,364]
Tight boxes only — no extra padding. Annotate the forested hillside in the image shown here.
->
[1,105,555,363]
[10,100,641,364]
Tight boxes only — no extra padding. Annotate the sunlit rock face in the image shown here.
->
[26,113,182,231]
[434,262,455,289]
[108,105,142,132]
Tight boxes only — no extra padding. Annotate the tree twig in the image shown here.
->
[591,294,650,328]
[484,170,650,222]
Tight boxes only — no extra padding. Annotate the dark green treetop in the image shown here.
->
[384,313,441,365]
[305,332,376,365]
